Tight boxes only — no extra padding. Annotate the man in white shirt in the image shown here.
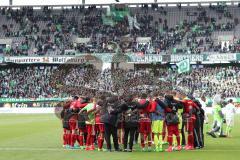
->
[199,96,208,124]
[199,95,210,132]
[225,99,236,137]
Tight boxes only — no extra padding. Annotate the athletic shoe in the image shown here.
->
[183,145,188,150]
[219,134,227,138]
[123,149,128,152]
[185,145,194,150]
[102,148,107,152]
[147,147,152,152]
[158,148,164,152]
[85,147,90,151]
[162,141,169,145]
[207,132,217,138]
[69,146,78,149]
[62,145,66,148]
[165,146,173,152]
[89,146,95,151]
[175,145,182,151]
[104,149,112,152]
[80,146,85,150]
[65,145,70,149]
[98,148,103,152]
[74,144,80,149]
[141,148,146,152]
[114,149,122,152]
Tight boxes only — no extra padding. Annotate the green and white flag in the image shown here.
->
[176,59,190,74]
[127,15,133,30]
[133,15,140,30]
[102,14,115,27]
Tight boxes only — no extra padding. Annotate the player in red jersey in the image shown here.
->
[68,96,82,149]
[80,97,97,151]
[176,91,199,150]
[94,99,105,151]
[138,93,152,151]
[77,97,89,149]
[164,94,183,152]
[60,100,72,148]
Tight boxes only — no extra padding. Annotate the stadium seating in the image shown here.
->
[0,3,239,56]
[1,3,240,99]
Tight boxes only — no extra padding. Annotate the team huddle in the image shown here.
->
[60,89,209,152]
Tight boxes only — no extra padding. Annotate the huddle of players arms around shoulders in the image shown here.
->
[60,90,236,152]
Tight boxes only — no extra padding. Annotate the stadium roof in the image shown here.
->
[0,0,239,6]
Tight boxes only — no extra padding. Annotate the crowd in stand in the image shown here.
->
[1,65,240,98]
[51,65,160,96]
[0,66,55,98]
[175,66,240,97]
[0,3,240,56]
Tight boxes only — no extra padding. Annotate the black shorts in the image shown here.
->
[78,121,86,129]
[63,120,70,130]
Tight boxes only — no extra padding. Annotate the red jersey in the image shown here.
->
[95,114,101,124]
[181,99,198,114]
[70,100,77,109]
[139,99,151,120]
[77,99,88,109]
[149,100,157,113]
[95,104,104,124]
[69,99,85,120]
[95,112,101,124]
[69,100,78,120]
[70,98,88,109]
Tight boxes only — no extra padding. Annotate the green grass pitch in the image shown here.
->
[0,114,240,160]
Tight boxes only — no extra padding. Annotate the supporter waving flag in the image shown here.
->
[177,59,190,74]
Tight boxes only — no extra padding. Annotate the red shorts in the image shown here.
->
[69,118,77,130]
[86,124,95,135]
[95,123,105,133]
[167,124,179,136]
[186,118,195,132]
[139,120,151,134]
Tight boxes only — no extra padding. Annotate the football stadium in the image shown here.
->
[0,0,240,160]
